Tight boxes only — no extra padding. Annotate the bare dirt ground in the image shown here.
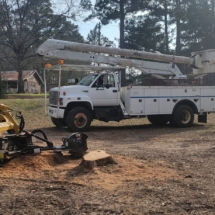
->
[1,113,215,215]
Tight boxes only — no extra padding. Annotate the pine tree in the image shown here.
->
[51,16,84,42]
[151,0,175,53]
[180,0,215,55]
[87,23,115,47]
[80,0,152,48]
[124,16,165,52]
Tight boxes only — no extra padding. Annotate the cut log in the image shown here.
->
[81,150,115,169]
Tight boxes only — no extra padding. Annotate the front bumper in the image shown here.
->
[48,106,65,118]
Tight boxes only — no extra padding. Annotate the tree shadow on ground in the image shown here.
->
[36,122,208,133]
[30,122,210,146]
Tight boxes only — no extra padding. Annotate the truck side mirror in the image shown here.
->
[105,84,110,89]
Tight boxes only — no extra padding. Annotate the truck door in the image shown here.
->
[89,74,119,106]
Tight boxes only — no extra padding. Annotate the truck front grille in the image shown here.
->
[49,91,58,105]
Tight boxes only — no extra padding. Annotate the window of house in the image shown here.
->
[8,81,17,88]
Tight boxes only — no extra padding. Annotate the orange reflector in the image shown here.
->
[45,63,52,68]
[63,92,66,96]
[57,60,64,65]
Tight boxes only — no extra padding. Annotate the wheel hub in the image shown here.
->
[180,110,191,124]
[74,113,87,128]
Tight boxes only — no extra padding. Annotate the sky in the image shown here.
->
[76,18,120,44]
[53,0,120,45]
[73,0,120,45]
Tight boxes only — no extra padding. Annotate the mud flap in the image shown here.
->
[198,112,207,123]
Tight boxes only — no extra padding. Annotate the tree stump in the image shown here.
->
[81,150,115,169]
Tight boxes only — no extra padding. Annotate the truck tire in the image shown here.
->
[172,105,194,127]
[147,115,169,125]
[51,117,67,127]
[66,107,91,132]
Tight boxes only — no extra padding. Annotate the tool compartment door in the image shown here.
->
[159,88,173,114]
[200,88,215,112]
[144,88,159,114]
[129,88,144,114]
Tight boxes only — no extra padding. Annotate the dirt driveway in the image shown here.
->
[1,115,215,215]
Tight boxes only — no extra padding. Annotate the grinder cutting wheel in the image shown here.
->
[0,104,88,166]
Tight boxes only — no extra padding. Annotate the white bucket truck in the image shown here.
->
[37,39,215,131]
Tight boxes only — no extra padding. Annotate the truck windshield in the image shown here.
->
[78,74,98,86]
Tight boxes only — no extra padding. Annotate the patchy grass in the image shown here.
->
[6,93,46,97]
[5,99,45,110]
[1,98,53,130]
[4,93,48,100]
[1,98,149,131]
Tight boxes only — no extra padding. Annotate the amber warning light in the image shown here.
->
[57,60,64,65]
[45,63,51,68]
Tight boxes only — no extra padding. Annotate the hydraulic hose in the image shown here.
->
[30,129,53,148]
[18,113,25,132]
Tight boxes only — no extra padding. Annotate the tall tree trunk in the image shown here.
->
[98,22,101,46]
[17,66,24,93]
[212,0,215,48]
[119,0,125,48]
[203,0,210,49]
[176,0,181,55]
[192,0,197,44]
[0,71,2,98]
[212,1,215,13]
[164,0,169,53]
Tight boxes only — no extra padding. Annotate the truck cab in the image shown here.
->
[86,72,120,106]
[49,71,122,131]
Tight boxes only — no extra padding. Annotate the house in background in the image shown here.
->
[1,70,44,93]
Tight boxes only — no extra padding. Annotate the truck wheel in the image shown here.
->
[172,105,194,127]
[51,117,67,127]
[66,107,91,132]
[147,115,169,125]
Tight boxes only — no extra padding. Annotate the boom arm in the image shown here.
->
[37,39,191,64]
[37,39,215,75]
[41,50,185,78]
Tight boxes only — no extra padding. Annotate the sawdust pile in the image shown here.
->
[1,152,70,178]
[68,156,182,190]
[1,153,181,190]
[6,152,68,168]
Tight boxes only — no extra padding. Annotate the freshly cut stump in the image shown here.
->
[81,150,115,169]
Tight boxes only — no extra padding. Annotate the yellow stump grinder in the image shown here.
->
[0,104,88,166]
